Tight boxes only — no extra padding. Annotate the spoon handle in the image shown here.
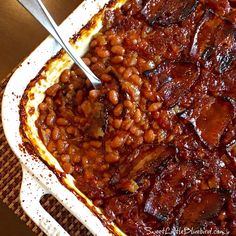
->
[17,0,101,88]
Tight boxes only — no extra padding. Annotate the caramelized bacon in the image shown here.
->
[195,97,233,147]
[205,0,231,16]
[145,62,200,107]
[190,12,222,61]
[178,190,227,229]
[120,145,176,179]
[141,0,198,26]
[222,67,236,102]
[181,97,234,148]
[190,11,236,72]
[144,162,199,221]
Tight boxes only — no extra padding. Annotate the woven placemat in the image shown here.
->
[0,72,91,236]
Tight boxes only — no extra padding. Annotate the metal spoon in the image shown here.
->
[17,0,101,89]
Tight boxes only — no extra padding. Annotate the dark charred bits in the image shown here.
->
[141,0,199,26]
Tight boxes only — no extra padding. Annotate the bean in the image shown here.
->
[134,109,141,123]
[76,90,84,105]
[142,122,150,130]
[38,102,48,112]
[143,90,156,101]
[101,73,112,82]
[123,67,133,80]
[85,78,92,88]
[70,70,79,81]
[131,66,140,75]
[84,168,93,179]
[59,127,68,140]
[113,119,122,129]
[129,74,142,86]
[89,89,100,101]
[90,39,98,48]
[66,126,77,136]
[122,119,133,131]
[100,164,109,174]
[124,100,133,109]
[57,140,69,153]
[71,154,81,163]
[62,162,74,174]
[90,141,102,148]
[135,136,144,146]
[91,56,98,63]
[91,62,106,75]
[82,142,89,149]
[60,69,71,83]
[52,126,60,140]
[87,150,97,158]
[73,66,85,78]
[232,144,236,156]
[94,199,104,207]
[73,116,81,123]
[46,112,56,126]
[105,152,120,163]
[117,66,126,74]
[111,56,124,64]
[127,32,139,45]
[81,100,92,117]
[47,140,56,153]
[124,56,137,67]
[152,121,160,130]
[108,90,119,105]
[110,36,122,46]
[56,118,69,126]
[113,104,123,116]
[130,126,142,136]
[68,144,78,155]
[82,57,91,66]
[61,110,74,120]
[174,124,183,135]
[96,47,110,58]
[61,154,70,162]
[38,114,46,125]
[41,129,51,145]
[126,135,134,145]
[46,83,61,97]
[97,35,107,46]
[111,45,125,55]
[144,129,155,143]
[148,102,162,112]
[111,136,125,148]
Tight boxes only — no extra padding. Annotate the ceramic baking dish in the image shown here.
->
[1,0,127,235]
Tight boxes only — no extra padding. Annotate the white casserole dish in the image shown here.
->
[1,0,127,235]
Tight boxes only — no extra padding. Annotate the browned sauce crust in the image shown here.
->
[36,0,236,235]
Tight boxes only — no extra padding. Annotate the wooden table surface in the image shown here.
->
[0,1,82,235]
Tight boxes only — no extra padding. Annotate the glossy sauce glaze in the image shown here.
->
[36,0,236,235]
